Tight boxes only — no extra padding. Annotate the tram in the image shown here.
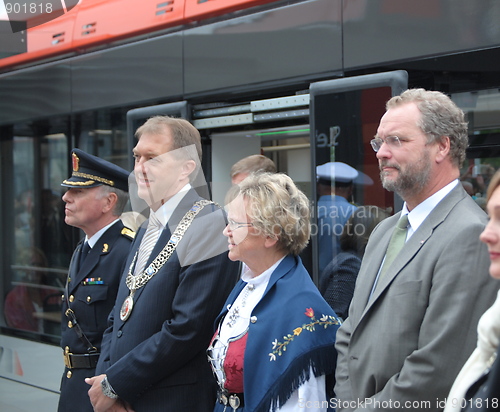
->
[1,0,500,410]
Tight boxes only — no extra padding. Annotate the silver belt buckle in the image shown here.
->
[229,394,241,410]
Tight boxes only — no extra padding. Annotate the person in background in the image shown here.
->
[208,172,340,412]
[87,116,238,412]
[58,149,134,412]
[316,162,359,274]
[230,154,278,276]
[319,206,390,321]
[445,169,500,412]
[230,154,277,185]
[334,89,499,411]
[4,246,59,333]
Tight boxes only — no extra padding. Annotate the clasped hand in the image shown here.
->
[86,374,135,412]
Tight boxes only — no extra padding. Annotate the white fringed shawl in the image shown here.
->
[444,291,500,412]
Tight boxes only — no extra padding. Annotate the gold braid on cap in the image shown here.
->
[62,179,96,186]
[67,171,115,186]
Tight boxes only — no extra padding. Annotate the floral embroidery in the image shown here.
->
[269,308,339,361]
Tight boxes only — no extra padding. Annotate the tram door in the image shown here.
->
[309,71,408,284]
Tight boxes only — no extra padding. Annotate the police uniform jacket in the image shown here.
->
[58,220,134,412]
[96,189,239,412]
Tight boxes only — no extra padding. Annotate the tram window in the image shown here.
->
[210,125,311,206]
[1,119,70,342]
[76,109,130,171]
[454,88,500,210]
[1,109,132,341]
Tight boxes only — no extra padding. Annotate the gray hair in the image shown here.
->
[386,88,468,167]
[97,185,129,216]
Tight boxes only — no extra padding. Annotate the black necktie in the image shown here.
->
[79,241,91,270]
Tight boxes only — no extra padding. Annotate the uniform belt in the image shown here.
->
[217,390,244,409]
[63,351,100,369]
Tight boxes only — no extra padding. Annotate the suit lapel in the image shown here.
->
[351,215,396,308]
[69,221,123,294]
[355,184,467,326]
[67,240,84,293]
[68,241,98,294]
[129,190,201,305]
[361,224,431,317]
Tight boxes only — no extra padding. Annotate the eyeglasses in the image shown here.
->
[370,136,403,152]
[227,218,254,231]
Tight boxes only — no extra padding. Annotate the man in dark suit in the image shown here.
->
[58,149,134,412]
[87,116,239,412]
[334,89,499,411]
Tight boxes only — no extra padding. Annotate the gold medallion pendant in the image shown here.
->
[120,295,134,321]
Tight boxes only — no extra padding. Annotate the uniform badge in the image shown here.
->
[72,152,79,171]
[121,227,136,240]
[102,243,109,253]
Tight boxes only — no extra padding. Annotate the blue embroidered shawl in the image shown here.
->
[213,255,341,411]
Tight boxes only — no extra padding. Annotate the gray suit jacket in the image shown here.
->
[335,184,500,412]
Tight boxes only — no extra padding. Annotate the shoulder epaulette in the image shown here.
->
[121,227,136,240]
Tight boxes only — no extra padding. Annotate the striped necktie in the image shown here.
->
[134,212,163,276]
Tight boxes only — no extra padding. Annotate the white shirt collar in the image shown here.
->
[241,256,286,286]
[150,183,191,228]
[86,218,120,248]
[402,179,459,238]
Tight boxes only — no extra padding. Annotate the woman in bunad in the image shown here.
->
[208,172,341,412]
[444,171,500,412]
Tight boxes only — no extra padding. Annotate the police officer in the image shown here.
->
[58,149,134,412]
[316,162,360,274]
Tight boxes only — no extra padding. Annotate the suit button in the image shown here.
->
[87,296,92,303]
[68,321,73,328]
[69,295,74,303]
[250,316,257,323]
[68,277,71,283]
[66,371,72,379]
[117,331,123,338]
[61,294,65,301]
[350,356,358,360]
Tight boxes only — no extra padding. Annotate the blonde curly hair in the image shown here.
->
[235,172,310,255]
